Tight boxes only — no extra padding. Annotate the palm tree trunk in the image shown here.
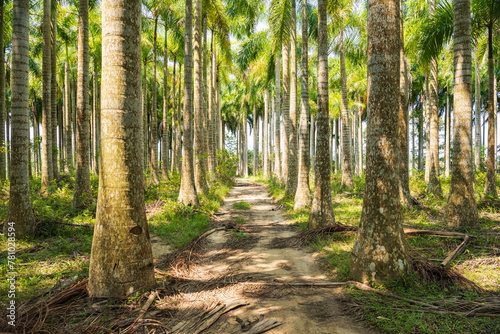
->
[310,113,315,171]
[445,87,450,177]
[474,48,481,169]
[446,0,478,228]
[339,27,354,189]
[399,8,413,207]
[282,42,290,188]
[484,25,497,196]
[427,0,442,196]
[170,57,177,173]
[73,0,91,208]
[89,0,155,296]
[358,107,363,173]
[288,0,298,195]
[179,0,200,206]
[202,14,211,180]
[51,3,58,179]
[64,60,73,172]
[0,0,5,180]
[41,0,52,191]
[351,0,409,283]
[309,0,334,228]
[176,65,182,172]
[162,23,169,180]
[274,55,281,179]
[253,104,258,175]
[294,0,311,210]
[4,0,35,236]
[418,94,423,171]
[150,16,160,183]
[424,75,430,182]
[208,39,216,178]
[193,0,208,195]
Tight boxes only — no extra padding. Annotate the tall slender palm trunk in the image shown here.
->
[89,0,155,296]
[253,104,258,174]
[208,42,217,179]
[0,0,5,181]
[179,0,200,206]
[351,0,409,283]
[64,60,73,172]
[282,43,291,187]
[274,55,281,179]
[150,16,160,184]
[445,88,451,177]
[41,0,52,191]
[309,0,334,228]
[294,0,311,210]
[484,27,497,197]
[263,89,270,178]
[73,0,91,208]
[287,0,298,195]
[51,4,58,179]
[193,0,208,194]
[162,23,169,180]
[474,48,481,169]
[339,27,354,189]
[445,0,478,228]
[4,0,35,236]
[170,57,177,173]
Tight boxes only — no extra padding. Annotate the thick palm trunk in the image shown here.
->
[41,0,52,191]
[274,55,281,179]
[484,27,497,197]
[208,43,216,178]
[263,89,270,178]
[351,0,409,283]
[64,60,73,172]
[162,24,169,180]
[282,43,291,188]
[474,48,481,169]
[92,69,100,174]
[358,107,363,173]
[4,0,35,236]
[51,5,58,179]
[287,0,298,195]
[73,0,91,208]
[339,28,354,189]
[179,0,200,206]
[310,114,315,171]
[193,0,208,194]
[445,0,478,228]
[176,66,182,172]
[89,0,155,296]
[150,16,160,184]
[170,58,177,173]
[202,14,210,179]
[309,0,334,228]
[294,0,311,210]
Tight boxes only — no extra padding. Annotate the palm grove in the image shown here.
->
[1,0,498,295]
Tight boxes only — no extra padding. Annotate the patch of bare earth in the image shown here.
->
[158,178,380,334]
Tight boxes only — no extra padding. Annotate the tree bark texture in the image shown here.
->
[179,0,200,207]
[287,0,298,195]
[51,4,58,179]
[4,0,35,236]
[484,29,497,197]
[351,0,409,283]
[0,0,5,180]
[274,55,281,179]
[445,0,478,228]
[282,43,291,189]
[193,0,208,195]
[73,0,92,208]
[309,0,334,229]
[64,61,73,172]
[340,28,354,189]
[294,0,311,210]
[474,49,481,169]
[150,16,160,184]
[89,0,155,297]
[41,0,52,191]
[162,24,169,180]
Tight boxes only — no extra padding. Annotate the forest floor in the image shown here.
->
[152,178,380,333]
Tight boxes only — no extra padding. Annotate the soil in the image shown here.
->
[158,179,380,334]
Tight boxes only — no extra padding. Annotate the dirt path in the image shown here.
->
[161,179,379,334]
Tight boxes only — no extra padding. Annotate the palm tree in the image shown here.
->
[294,0,311,210]
[3,0,35,237]
[309,0,334,228]
[150,14,160,184]
[51,1,58,179]
[41,0,52,191]
[88,0,155,297]
[286,0,298,195]
[351,0,409,283]
[274,54,281,179]
[0,0,5,180]
[73,0,91,208]
[162,21,169,180]
[193,0,208,194]
[427,0,442,196]
[445,0,478,228]
[179,0,200,207]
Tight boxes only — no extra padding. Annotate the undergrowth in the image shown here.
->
[253,170,500,334]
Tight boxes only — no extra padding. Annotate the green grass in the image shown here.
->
[235,217,246,224]
[255,170,500,334]
[233,201,251,210]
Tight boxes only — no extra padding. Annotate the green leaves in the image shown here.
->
[269,0,291,55]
